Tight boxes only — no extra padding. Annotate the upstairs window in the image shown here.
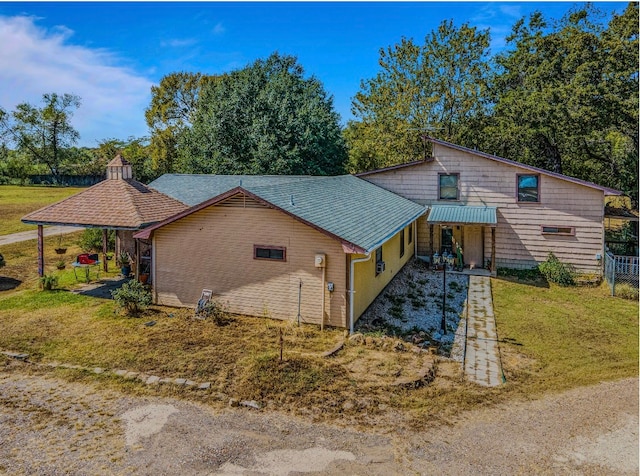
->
[439,174,459,200]
[517,174,540,202]
[254,245,286,261]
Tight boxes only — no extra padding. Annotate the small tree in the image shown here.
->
[111,280,152,316]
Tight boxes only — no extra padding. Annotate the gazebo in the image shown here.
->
[22,155,188,278]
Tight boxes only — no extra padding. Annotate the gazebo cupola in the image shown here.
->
[106,154,133,180]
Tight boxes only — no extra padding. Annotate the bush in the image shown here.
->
[615,283,639,301]
[79,228,115,252]
[40,274,58,291]
[111,280,152,315]
[538,252,575,285]
[196,299,230,325]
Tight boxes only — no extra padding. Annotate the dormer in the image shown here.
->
[106,154,133,180]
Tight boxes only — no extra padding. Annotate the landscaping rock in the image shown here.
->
[174,378,187,386]
[184,380,197,387]
[1,351,29,360]
[93,367,104,374]
[113,369,128,377]
[146,376,160,385]
[124,371,139,380]
[240,400,261,410]
[321,341,344,358]
[228,398,239,407]
[342,401,355,411]
[348,333,364,345]
[197,382,211,390]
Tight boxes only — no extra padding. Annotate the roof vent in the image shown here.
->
[290,194,295,206]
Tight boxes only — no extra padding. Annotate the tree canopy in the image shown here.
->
[0,93,81,182]
[178,53,347,175]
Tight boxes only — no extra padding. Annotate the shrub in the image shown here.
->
[111,280,152,315]
[538,252,575,285]
[615,283,639,301]
[40,274,58,291]
[197,299,230,325]
[79,228,115,252]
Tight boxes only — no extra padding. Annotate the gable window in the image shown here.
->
[375,247,383,276]
[408,223,413,244]
[517,174,540,202]
[254,245,286,261]
[541,226,575,236]
[400,229,405,258]
[439,174,459,200]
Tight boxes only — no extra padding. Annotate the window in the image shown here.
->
[439,174,459,200]
[541,226,575,236]
[517,174,540,202]
[400,229,405,258]
[408,223,413,244]
[375,247,383,276]
[254,245,286,261]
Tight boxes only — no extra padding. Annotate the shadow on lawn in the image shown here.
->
[0,277,22,291]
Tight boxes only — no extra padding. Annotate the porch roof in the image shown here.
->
[427,205,497,226]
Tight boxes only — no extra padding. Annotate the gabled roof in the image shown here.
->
[359,137,622,196]
[137,174,426,254]
[22,179,188,230]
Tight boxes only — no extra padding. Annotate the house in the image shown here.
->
[358,137,621,274]
[134,174,425,331]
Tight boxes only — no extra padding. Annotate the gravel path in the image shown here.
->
[0,370,636,475]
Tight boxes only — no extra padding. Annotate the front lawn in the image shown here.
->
[0,239,637,429]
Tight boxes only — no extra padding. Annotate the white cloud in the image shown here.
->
[0,15,153,146]
[161,38,198,48]
[212,22,225,35]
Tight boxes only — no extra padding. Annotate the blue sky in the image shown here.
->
[0,2,628,146]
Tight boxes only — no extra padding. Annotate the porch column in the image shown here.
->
[102,228,108,272]
[429,224,434,257]
[490,227,496,273]
[37,225,44,277]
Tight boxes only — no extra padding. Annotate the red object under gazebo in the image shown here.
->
[22,155,188,278]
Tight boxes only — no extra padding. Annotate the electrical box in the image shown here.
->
[315,254,326,268]
[327,282,334,292]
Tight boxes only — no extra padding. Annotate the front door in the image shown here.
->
[463,225,484,268]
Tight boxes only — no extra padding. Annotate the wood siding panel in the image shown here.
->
[153,195,347,327]
[351,223,415,321]
[363,144,605,272]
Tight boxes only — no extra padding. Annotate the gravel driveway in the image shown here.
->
[0,370,636,475]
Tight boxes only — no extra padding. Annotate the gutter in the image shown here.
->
[349,252,372,334]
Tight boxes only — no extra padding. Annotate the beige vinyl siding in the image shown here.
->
[363,144,605,273]
[351,223,415,321]
[153,194,347,327]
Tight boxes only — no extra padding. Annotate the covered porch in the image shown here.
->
[423,205,498,275]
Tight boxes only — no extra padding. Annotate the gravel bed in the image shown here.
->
[356,259,469,347]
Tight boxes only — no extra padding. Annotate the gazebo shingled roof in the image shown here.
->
[22,155,188,230]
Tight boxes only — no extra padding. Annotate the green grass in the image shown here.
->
[0,185,83,235]
[493,278,638,393]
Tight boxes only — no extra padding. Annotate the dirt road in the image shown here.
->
[0,371,636,475]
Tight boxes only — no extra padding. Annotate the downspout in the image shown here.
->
[348,252,372,334]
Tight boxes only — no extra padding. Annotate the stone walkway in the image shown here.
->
[464,275,504,386]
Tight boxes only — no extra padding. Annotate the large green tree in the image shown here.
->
[145,72,214,176]
[179,53,347,175]
[0,93,81,182]
[482,4,638,202]
[347,20,491,172]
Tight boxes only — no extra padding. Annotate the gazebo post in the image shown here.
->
[102,228,108,272]
[37,225,44,277]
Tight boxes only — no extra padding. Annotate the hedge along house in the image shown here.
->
[135,175,425,331]
[21,155,188,278]
[359,138,622,275]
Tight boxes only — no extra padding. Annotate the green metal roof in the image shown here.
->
[146,174,426,254]
[427,205,497,225]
